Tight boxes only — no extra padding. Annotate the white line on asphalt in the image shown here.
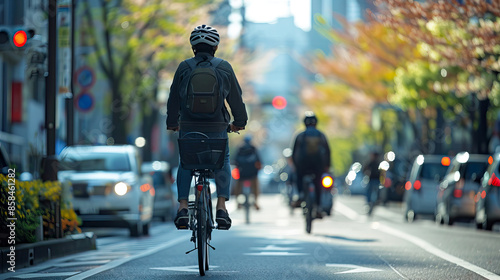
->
[7,272,81,279]
[65,235,186,280]
[375,224,500,280]
[335,201,500,280]
[244,252,309,256]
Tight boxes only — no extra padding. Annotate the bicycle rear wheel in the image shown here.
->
[305,185,314,234]
[197,189,207,276]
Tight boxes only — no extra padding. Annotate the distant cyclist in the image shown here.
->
[233,135,262,210]
[166,24,248,230]
[363,151,381,212]
[291,112,331,211]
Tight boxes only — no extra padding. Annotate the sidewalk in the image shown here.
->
[0,232,96,273]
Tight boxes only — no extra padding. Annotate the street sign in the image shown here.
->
[75,92,94,113]
[74,66,95,89]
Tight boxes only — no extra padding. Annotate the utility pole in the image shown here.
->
[42,0,58,181]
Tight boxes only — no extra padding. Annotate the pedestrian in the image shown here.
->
[166,24,248,230]
[233,135,262,210]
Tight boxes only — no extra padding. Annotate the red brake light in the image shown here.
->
[405,181,412,191]
[488,173,500,187]
[441,157,450,166]
[414,180,421,190]
[481,190,486,199]
[453,189,463,198]
[231,168,240,180]
[322,176,333,188]
[488,156,493,165]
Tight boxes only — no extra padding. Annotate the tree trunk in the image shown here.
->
[111,85,128,144]
[477,98,490,154]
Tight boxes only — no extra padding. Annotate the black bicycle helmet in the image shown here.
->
[303,111,318,126]
[190,24,220,47]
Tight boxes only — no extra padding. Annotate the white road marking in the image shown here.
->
[376,223,500,280]
[249,245,302,251]
[9,272,81,279]
[151,265,219,273]
[65,235,186,280]
[53,260,110,267]
[244,252,309,256]
[326,264,382,274]
[336,201,500,280]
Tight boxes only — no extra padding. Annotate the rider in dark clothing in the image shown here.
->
[291,112,331,210]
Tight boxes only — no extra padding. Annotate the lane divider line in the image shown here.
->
[336,201,500,280]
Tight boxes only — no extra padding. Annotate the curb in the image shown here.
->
[0,232,96,273]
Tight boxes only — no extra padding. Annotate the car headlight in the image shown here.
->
[114,182,129,196]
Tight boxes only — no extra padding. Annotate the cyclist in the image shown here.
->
[166,24,248,230]
[233,135,262,210]
[291,111,331,214]
[363,151,381,211]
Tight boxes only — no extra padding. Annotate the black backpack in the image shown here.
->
[236,146,260,179]
[298,130,326,170]
[182,57,224,119]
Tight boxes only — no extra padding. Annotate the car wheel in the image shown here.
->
[444,214,454,226]
[482,214,493,231]
[142,222,151,235]
[129,222,143,237]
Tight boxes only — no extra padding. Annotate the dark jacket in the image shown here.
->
[166,52,248,132]
[235,143,261,179]
[291,126,331,173]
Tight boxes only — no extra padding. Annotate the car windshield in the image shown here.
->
[60,152,131,172]
[420,162,448,180]
[465,162,488,180]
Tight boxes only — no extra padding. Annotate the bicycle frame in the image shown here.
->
[303,174,317,234]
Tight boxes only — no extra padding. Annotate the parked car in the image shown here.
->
[142,161,177,222]
[58,145,154,236]
[403,155,450,222]
[436,152,489,225]
[475,154,500,230]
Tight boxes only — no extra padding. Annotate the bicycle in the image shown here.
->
[302,173,334,234]
[178,132,228,276]
[236,179,253,224]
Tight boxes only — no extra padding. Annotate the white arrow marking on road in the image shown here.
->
[244,252,309,256]
[250,245,302,251]
[326,264,382,274]
[150,265,219,273]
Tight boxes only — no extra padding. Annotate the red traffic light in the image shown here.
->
[13,30,27,47]
[272,96,287,110]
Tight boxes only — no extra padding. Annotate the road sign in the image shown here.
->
[75,92,94,113]
[74,66,95,89]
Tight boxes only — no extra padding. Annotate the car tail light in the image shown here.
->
[453,189,463,198]
[488,173,500,187]
[405,181,412,191]
[414,180,421,190]
[481,190,486,199]
[322,175,334,188]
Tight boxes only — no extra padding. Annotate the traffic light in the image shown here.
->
[0,26,35,50]
[271,96,287,110]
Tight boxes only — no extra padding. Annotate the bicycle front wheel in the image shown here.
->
[197,189,207,276]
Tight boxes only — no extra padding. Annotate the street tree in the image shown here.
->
[82,0,214,144]
[372,0,500,153]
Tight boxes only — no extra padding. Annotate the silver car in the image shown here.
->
[403,155,450,222]
[475,154,500,230]
[58,145,154,236]
[436,152,489,226]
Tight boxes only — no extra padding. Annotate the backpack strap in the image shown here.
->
[185,58,197,70]
[210,57,223,68]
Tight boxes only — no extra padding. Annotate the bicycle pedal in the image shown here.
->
[216,225,230,230]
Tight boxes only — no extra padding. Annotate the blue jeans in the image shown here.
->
[176,130,231,201]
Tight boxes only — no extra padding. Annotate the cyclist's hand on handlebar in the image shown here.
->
[167,126,179,132]
[228,124,245,133]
